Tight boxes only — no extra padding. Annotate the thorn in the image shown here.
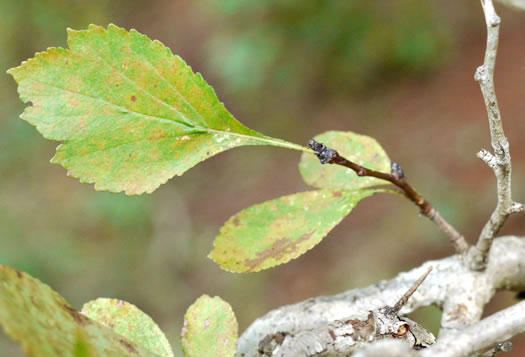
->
[392,267,433,313]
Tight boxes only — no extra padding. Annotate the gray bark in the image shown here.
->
[238,236,525,356]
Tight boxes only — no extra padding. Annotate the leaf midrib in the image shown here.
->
[26,78,310,153]
[21,32,312,154]
[77,31,310,152]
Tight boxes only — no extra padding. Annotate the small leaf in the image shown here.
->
[81,298,173,357]
[181,295,237,357]
[209,189,379,272]
[0,264,160,357]
[7,24,308,195]
[299,131,391,190]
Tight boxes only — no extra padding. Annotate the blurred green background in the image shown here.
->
[1,0,524,355]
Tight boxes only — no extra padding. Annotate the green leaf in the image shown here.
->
[81,298,173,357]
[7,24,308,195]
[0,264,160,357]
[181,295,237,357]
[299,130,391,190]
[209,189,379,272]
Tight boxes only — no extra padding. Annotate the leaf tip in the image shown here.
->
[208,250,255,274]
[207,250,239,273]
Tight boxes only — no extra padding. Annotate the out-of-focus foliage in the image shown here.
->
[82,298,174,357]
[181,295,238,357]
[0,265,164,357]
[205,0,452,98]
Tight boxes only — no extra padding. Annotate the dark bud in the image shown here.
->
[309,139,337,164]
[391,162,405,180]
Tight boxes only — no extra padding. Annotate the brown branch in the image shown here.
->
[308,140,469,254]
[468,0,525,271]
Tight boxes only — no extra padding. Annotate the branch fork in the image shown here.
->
[469,0,524,271]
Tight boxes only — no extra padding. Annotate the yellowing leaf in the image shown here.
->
[8,24,308,195]
[299,131,391,190]
[181,295,237,357]
[0,264,160,357]
[209,189,380,272]
[81,298,173,357]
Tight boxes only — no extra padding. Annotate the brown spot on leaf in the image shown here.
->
[243,230,315,271]
[15,270,23,279]
[131,95,136,102]
[119,338,138,354]
[329,330,336,341]
[232,217,240,226]
[149,128,167,141]
[61,302,91,326]
[332,191,342,198]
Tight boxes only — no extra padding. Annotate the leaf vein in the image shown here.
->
[27,79,194,129]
